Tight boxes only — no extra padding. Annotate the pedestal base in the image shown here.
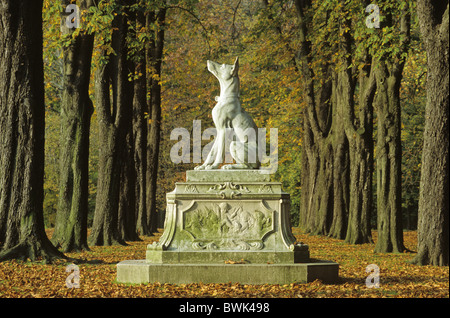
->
[116,260,339,285]
[146,249,309,264]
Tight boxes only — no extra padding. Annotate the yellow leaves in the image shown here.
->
[0,229,447,298]
[224,259,247,264]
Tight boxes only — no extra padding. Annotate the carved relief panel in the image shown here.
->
[181,200,276,250]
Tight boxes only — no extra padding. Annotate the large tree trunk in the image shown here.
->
[299,123,312,233]
[343,63,375,244]
[89,53,124,246]
[335,3,375,244]
[146,8,166,232]
[89,8,132,246]
[373,7,410,253]
[117,1,139,242]
[297,68,336,236]
[117,105,139,241]
[0,0,66,262]
[329,75,350,240]
[295,0,349,237]
[374,61,406,253]
[52,0,94,252]
[296,0,331,235]
[411,1,449,266]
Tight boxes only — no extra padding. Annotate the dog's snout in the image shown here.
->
[206,60,215,73]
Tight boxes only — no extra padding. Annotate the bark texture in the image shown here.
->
[89,8,133,246]
[411,0,449,266]
[52,0,94,252]
[295,0,349,238]
[133,9,150,236]
[0,0,66,262]
[373,8,410,253]
[343,59,375,245]
[334,1,375,245]
[146,8,166,232]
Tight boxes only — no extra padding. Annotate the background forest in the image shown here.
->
[42,1,424,233]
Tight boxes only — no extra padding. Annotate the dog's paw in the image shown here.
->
[222,163,249,170]
[194,165,205,170]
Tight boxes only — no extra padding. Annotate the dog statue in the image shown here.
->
[195,57,260,170]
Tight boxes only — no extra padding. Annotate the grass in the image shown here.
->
[0,228,448,298]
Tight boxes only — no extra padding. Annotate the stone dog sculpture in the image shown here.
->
[195,57,260,170]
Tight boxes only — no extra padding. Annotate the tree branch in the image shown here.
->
[231,0,243,42]
[166,5,212,58]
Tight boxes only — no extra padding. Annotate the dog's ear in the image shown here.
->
[231,57,239,77]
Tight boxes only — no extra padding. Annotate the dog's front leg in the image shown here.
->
[194,139,217,170]
[205,128,225,169]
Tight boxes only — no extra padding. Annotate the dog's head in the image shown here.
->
[207,57,239,82]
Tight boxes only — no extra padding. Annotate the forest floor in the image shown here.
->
[0,228,448,299]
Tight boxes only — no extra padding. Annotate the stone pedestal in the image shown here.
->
[116,170,339,284]
[146,170,309,264]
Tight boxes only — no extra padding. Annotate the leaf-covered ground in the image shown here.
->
[0,229,448,298]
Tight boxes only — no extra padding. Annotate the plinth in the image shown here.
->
[116,170,339,284]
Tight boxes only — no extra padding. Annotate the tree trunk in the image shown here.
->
[146,8,166,232]
[372,6,410,253]
[0,0,66,262]
[89,55,124,246]
[295,0,349,237]
[299,122,312,233]
[89,8,132,246]
[344,71,375,244]
[410,1,449,266]
[52,0,94,252]
[116,4,139,242]
[117,105,139,241]
[329,74,350,240]
[374,61,406,253]
[311,135,335,236]
[335,5,375,244]
[133,9,150,236]
[297,67,336,236]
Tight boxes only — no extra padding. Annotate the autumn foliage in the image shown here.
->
[0,228,447,298]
